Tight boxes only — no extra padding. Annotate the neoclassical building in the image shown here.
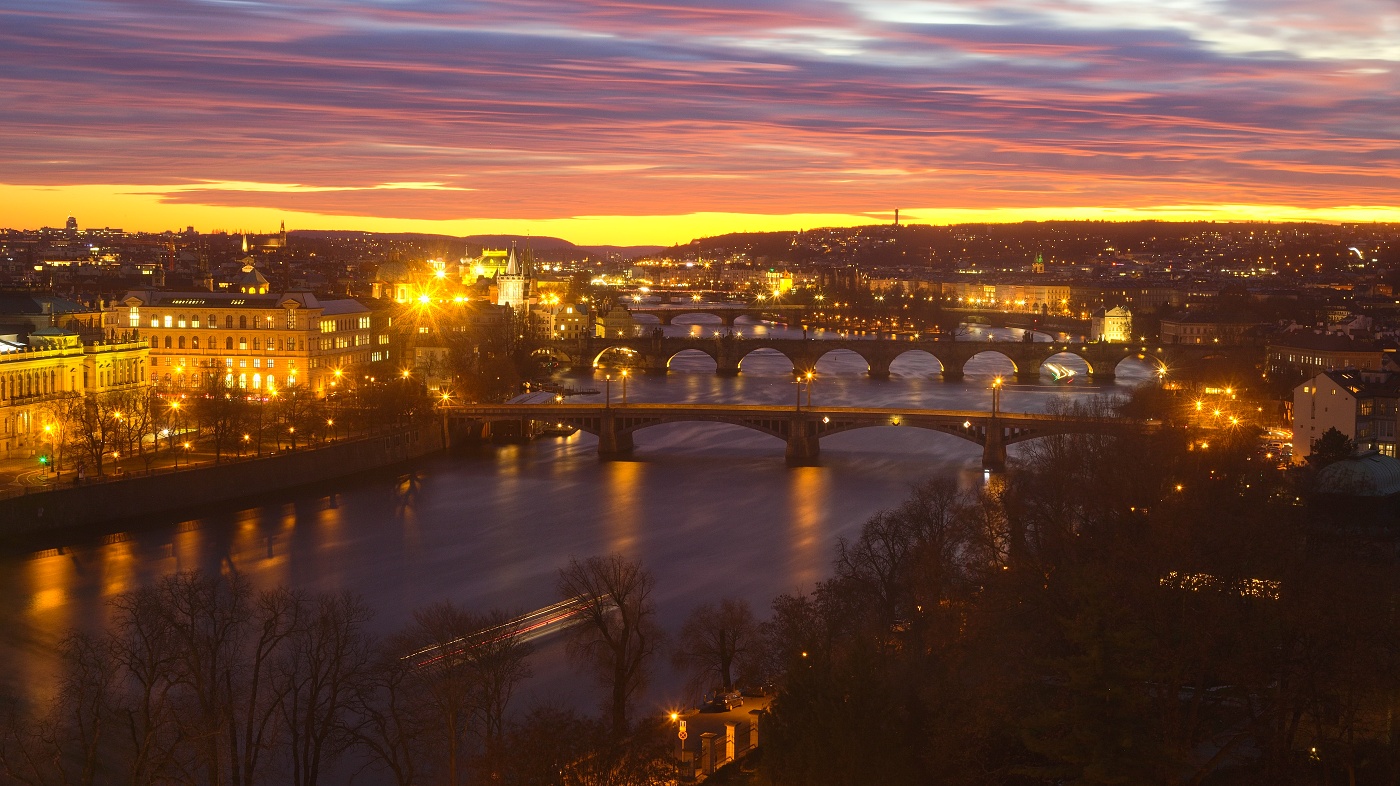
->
[0,329,149,460]
[114,278,379,394]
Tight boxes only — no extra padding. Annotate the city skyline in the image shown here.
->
[2,0,1398,244]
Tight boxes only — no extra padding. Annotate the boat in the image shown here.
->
[535,422,579,438]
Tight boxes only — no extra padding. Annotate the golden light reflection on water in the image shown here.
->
[604,460,643,555]
[789,465,828,591]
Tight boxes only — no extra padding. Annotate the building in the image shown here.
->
[596,307,637,339]
[0,328,150,460]
[495,247,535,312]
[1091,306,1132,343]
[1293,370,1400,462]
[114,278,377,394]
[553,304,591,341]
[1159,313,1258,345]
[1267,333,1392,379]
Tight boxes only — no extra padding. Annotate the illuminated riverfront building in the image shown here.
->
[113,274,379,394]
[1091,306,1133,343]
[0,329,149,460]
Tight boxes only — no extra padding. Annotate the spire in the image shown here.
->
[505,244,519,276]
[242,234,248,253]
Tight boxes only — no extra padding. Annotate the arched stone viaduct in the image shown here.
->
[537,336,1223,382]
[446,403,1165,470]
[625,304,808,326]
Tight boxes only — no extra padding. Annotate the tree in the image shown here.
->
[277,591,374,786]
[557,555,661,738]
[1309,427,1354,468]
[672,598,757,698]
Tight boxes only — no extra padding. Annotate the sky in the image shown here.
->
[1,0,1398,245]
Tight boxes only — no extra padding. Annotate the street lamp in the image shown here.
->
[604,374,612,407]
[621,369,629,405]
[990,376,1003,417]
[804,370,815,408]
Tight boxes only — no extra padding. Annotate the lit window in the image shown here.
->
[128,306,140,327]
[164,315,172,328]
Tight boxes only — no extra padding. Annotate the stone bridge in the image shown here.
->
[625,304,808,326]
[444,402,1164,469]
[536,335,1230,382]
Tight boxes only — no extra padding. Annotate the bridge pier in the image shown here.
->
[866,359,892,379]
[1090,371,1117,383]
[716,361,740,376]
[982,425,1007,471]
[597,411,634,459]
[1015,368,1042,384]
[940,367,965,381]
[785,417,821,466]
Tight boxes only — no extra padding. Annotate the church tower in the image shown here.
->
[495,245,532,311]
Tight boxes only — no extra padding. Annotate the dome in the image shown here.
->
[235,263,270,294]
[376,259,414,282]
[1315,451,1400,497]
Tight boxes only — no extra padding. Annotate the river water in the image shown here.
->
[0,319,1155,715]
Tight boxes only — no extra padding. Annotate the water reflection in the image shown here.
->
[0,320,1155,712]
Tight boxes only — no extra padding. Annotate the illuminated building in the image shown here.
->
[1091,306,1133,343]
[113,278,377,394]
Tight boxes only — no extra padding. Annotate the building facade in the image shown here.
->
[114,284,377,395]
[1091,306,1132,342]
[1293,370,1400,462]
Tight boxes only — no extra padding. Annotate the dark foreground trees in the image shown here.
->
[756,407,1400,785]
[557,554,662,739]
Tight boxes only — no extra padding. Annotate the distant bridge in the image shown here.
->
[623,303,808,326]
[444,402,1164,469]
[536,335,1242,381]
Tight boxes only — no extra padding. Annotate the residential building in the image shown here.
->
[1267,333,1392,378]
[1091,306,1132,342]
[1293,370,1400,462]
[1159,313,1258,344]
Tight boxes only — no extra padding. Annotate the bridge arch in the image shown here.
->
[1038,350,1094,379]
[736,346,797,374]
[1111,351,1168,379]
[811,347,871,375]
[591,345,644,369]
[888,349,944,377]
[665,347,718,372]
[960,349,1020,377]
[615,416,790,441]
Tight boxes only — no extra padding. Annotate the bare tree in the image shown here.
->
[0,632,114,786]
[672,599,758,699]
[557,555,661,738]
[109,584,185,784]
[404,601,479,786]
[348,640,428,786]
[461,610,532,776]
[277,592,374,786]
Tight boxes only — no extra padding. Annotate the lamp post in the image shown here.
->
[621,369,629,405]
[805,370,815,408]
[990,376,1002,418]
[605,374,612,408]
[169,400,182,468]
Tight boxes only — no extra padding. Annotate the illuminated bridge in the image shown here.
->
[535,335,1239,381]
[443,402,1164,470]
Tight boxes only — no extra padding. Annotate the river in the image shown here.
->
[0,319,1155,715]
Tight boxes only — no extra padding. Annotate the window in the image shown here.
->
[267,359,275,368]
[321,319,334,333]
[238,373,247,389]
[239,338,247,350]
[192,337,200,349]
[151,316,160,328]
[164,315,172,328]
[225,337,233,350]
[239,359,247,368]
[267,375,275,388]
[178,336,186,349]
[164,336,172,348]
[178,315,186,328]
[252,373,261,389]
[239,316,247,329]
[358,316,371,329]
[191,316,200,328]
[252,338,260,351]
[287,338,296,351]
[225,358,233,368]
[286,309,296,330]
[209,335,215,349]
[254,358,261,368]
[209,314,217,328]
[128,306,140,328]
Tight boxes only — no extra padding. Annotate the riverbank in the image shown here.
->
[0,423,444,537]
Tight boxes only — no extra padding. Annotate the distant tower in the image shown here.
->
[242,233,249,254]
[495,245,531,311]
[894,208,900,226]
[65,215,77,236]
[1032,253,1045,274]
[279,220,286,247]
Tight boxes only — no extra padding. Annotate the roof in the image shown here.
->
[1160,311,1257,325]
[1270,332,1392,353]
[1315,451,1400,497]
[0,292,93,315]
[319,298,370,316]
[1315,369,1400,399]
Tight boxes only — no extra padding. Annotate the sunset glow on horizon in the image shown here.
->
[3,0,1398,244]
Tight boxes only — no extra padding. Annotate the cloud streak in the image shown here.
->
[0,0,1397,241]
